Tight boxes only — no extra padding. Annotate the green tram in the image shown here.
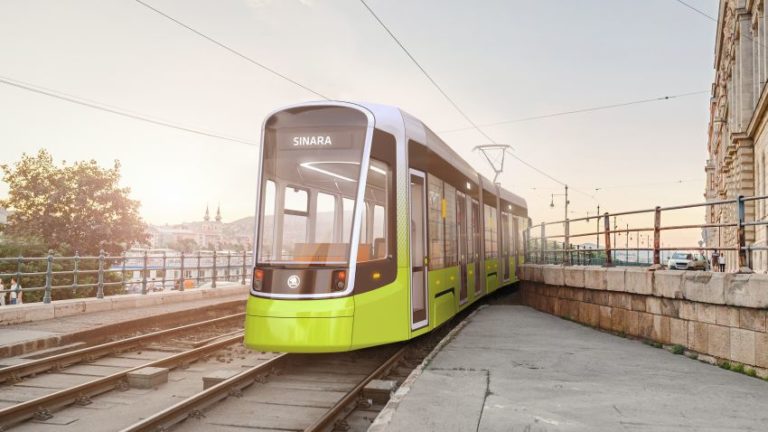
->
[245,102,528,353]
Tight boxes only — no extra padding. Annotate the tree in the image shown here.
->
[169,238,198,253]
[1,149,148,255]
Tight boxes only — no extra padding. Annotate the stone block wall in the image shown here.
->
[520,265,768,376]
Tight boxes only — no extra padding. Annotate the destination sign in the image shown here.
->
[275,129,359,150]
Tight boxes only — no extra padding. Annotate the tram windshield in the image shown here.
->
[258,106,385,265]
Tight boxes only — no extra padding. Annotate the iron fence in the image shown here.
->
[524,195,768,272]
[0,249,253,304]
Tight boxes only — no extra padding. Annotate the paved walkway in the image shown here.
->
[377,305,768,431]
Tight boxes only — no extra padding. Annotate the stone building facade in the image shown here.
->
[705,0,768,271]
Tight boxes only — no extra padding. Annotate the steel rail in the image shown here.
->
[0,312,245,384]
[0,333,244,430]
[304,346,407,432]
[118,353,289,432]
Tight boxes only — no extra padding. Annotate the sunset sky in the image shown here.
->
[0,0,716,246]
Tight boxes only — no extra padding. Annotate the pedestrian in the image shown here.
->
[719,255,726,272]
[711,250,720,272]
[9,277,22,305]
[0,278,5,306]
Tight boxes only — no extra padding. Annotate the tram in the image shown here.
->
[244,101,528,353]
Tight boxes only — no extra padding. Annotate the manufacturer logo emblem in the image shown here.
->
[287,275,301,289]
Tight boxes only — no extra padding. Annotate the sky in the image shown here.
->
[0,0,718,246]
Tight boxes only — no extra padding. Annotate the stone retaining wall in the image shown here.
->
[520,265,768,376]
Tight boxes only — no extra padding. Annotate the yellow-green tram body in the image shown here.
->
[245,102,528,353]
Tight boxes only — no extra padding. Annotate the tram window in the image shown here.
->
[444,183,458,267]
[315,192,336,243]
[484,204,498,259]
[342,198,354,243]
[358,159,389,262]
[259,180,276,261]
[285,187,309,214]
[428,175,445,269]
[372,204,387,258]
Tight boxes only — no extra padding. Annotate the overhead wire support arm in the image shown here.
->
[474,144,511,185]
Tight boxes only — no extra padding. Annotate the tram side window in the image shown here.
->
[444,183,458,267]
[428,175,445,269]
[358,159,389,262]
[484,204,498,260]
[259,180,276,261]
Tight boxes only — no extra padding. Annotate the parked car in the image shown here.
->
[667,252,707,270]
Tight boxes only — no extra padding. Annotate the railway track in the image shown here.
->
[0,313,245,384]
[0,314,247,430]
[119,346,407,432]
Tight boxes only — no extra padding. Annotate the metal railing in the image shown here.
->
[524,195,768,272]
[0,249,253,304]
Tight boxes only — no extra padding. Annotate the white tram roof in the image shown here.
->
[273,101,527,211]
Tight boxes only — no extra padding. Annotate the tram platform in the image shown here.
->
[0,284,248,358]
[371,305,768,432]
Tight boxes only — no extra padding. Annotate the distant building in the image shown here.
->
[705,0,768,271]
[148,205,251,251]
[0,207,6,225]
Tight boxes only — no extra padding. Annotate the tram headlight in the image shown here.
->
[332,270,346,291]
[253,268,264,291]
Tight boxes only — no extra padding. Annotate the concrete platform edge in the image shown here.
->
[368,305,488,432]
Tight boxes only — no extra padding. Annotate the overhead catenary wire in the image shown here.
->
[439,90,708,134]
[0,74,260,147]
[358,0,497,146]
[133,0,330,100]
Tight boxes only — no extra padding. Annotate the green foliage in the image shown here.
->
[745,367,757,377]
[168,238,199,253]
[731,363,745,373]
[0,149,148,256]
[719,361,731,370]
[671,344,685,355]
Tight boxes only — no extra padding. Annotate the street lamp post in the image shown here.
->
[550,185,570,264]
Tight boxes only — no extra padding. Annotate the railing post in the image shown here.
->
[226,251,232,282]
[653,206,661,267]
[241,250,247,285]
[72,251,80,294]
[161,251,167,291]
[603,213,613,267]
[196,251,201,287]
[179,251,185,292]
[737,195,751,272]
[121,251,126,293]
[141,250,148,295]
[212,250,217,288]
[540,223,546,264]
[43,250,53,303]
[97,249,105,299]
[564,219,571,266]
[16,255,23,290]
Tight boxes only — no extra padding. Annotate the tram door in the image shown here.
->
[501,212,511,281]
[456,190,469,304]
[410,170,428,330]
[471,198,482,295]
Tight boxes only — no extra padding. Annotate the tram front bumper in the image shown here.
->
[244,295,354,353]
